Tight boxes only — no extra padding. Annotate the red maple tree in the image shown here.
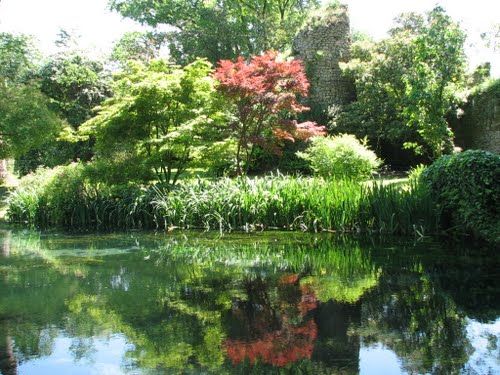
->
[215,51,326,174]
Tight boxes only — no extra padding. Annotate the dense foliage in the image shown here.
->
[0,84,63,159]
[15,52,112,175]
[297,134,380,180]
[0,33,63,160]
[80,59,227,185]
[109,0,320,64]
[421,150,500,243]
[215,51,326,174]
[38,53,111,128]
[7,164,157,229]
[336,7,466,165]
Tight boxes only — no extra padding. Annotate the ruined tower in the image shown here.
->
[293,4,354,123]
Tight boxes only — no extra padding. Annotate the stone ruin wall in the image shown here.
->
[293,4,354,123]
[452,80,500,154]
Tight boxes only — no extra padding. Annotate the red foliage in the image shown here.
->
[224,274,319,367]
[225,319,318,367]
[273,120,327,144]
[214,51,326,171]
[215,51,309,112]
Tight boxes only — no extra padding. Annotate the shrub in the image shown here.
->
[7,163,158,229]
[297,134,380,179]
[421,150,500,243]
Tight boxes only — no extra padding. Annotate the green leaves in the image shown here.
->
[80,58,227,186]
[0,33,38,84]
[422,150,500,243]
[0,33,64,160]
[0,84,63,159]
[38,53,110,128]
[338,7,466,163]
[297,134,380,180]
[109,0,320,64]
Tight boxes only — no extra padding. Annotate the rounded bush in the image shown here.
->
[421,150,500,243]
[297,134,380,180]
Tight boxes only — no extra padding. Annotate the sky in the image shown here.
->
[0,0,499,75]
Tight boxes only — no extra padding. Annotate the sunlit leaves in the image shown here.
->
[339,7,466,161]
[80,58,227,185]
[109,0,320,64]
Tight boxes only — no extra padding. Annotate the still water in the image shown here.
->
[0,230,498,374]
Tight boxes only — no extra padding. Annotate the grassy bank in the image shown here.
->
[6,165,437,235]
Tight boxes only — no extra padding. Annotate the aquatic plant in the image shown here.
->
[7,165,436,235]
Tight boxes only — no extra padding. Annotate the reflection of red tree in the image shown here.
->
[225,274,318,367]
[226,320,317,366]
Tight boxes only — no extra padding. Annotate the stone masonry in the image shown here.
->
[293,4,354,122]
[452,80,500,154]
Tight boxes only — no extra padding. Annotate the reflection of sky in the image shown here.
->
[465,318,500,374]
[12,319,500,374]
[18,335,134,375]
[359,318,500,375]
[360,344,404,375]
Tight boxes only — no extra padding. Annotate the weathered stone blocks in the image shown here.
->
[293,4,354,122]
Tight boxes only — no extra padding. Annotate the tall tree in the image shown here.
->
[109,0,320,64]
[0,33,62,161]
[14,52,112,175]
[0,32,37,84]
[38,53,111,128]
[336,7,466,163]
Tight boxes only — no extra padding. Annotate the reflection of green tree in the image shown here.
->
[298,245,380,304]
[1,232,381,372]
[1,231,496,374]
[302,275,379,304]
[66,293,225,370]
[163,235,381,305]
[356,272,472,374]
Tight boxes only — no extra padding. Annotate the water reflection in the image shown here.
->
[0,230,498,374]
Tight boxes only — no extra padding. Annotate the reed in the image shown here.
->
[7,165,437,235]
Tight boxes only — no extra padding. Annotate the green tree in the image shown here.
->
[80,59,227,186]
[0,32,37,84]
[111,31,166,65]
[0,85,62,160]
[38,53,110,128]
[15,52,111,175]
[337,7,466,163]
[109,0,320,65]
[0,33,62,161]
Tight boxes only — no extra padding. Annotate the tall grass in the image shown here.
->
[154,175,437,235]
[7,164,437,235]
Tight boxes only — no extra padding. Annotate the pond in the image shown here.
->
[0,230,498,374]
